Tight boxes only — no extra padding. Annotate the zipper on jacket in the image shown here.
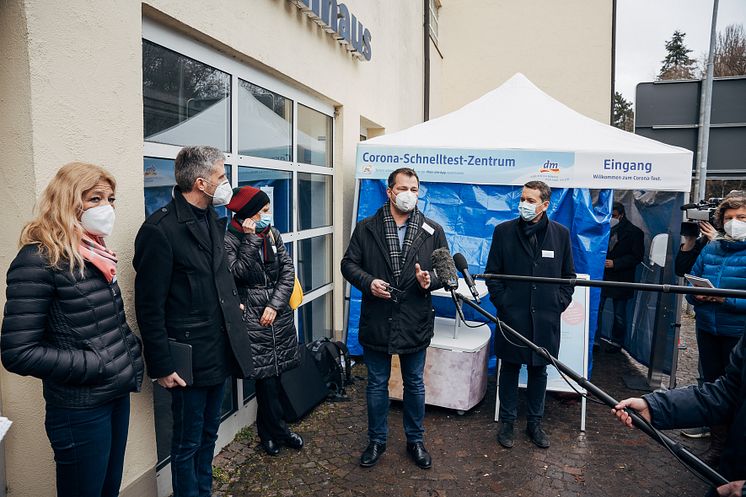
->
[262,267,281,377]
[110,284,138,389]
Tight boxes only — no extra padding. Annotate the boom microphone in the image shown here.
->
[431,248,458,290]
[431,247,466,323]
[452,253,481,303]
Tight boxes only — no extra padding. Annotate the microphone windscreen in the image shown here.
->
[431,247,458,290]
[453,253,469,273]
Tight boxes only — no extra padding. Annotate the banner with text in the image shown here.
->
[356,145,691,192]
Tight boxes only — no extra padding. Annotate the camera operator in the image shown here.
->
[676,191,744,277]
[684,196,746,466]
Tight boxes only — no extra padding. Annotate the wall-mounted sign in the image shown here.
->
[288,0,372,61]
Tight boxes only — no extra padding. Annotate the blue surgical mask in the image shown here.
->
[518,201,538,221]
[255,212,272,230]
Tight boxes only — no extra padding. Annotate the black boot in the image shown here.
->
[526,421,550,448]
[497,421,514,448]
[360,441,386,467]
[406,442,432,469]
[698,425,726,467]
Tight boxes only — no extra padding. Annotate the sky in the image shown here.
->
[616,0,746,103]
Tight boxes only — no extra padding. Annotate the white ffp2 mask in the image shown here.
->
[81,204,115,237]
[725,219,746,241]
[394,190,418,213]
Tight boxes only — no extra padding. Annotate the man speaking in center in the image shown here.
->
[485,180,575,449]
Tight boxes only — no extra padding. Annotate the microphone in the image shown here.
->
[431,247,458,290]
[453,253,481,303]
[431,248,466,323]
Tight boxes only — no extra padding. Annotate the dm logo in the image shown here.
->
[539,160,560,174]
[361,164,374,175]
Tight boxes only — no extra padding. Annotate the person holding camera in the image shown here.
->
[685,196,746,465]
[341,167,448,470]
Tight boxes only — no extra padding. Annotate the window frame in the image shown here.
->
[142,19,336,481]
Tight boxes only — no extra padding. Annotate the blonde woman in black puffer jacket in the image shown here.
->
[1,162,144,497]
[224,185,303,456]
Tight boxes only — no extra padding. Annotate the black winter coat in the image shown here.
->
[644,334,746,485]
[602,217,644,300]
[1,245,144,408]
[486,217,576,366]
[133,189,253,386]
[341,207,448,355]
[225,227,299,380]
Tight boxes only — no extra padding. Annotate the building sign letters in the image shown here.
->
[288,0,372,61]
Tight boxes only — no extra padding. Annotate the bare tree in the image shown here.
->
[712,24,746,77]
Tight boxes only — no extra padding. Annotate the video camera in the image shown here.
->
[680,198,722,237]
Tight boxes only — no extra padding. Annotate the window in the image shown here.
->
[297,234,333,293]
[298,173,333,230]
[297,104,333,167]
[238,166,293,233]
[143,41,231,151]
[429,0,440,44]
[142,21,336,480]
[238,80,293,161]
[298,292,333,343]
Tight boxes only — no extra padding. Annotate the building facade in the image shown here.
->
[0,1,612,495]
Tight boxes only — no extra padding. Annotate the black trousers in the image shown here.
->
[598,296,629,345]
[696,329,740,383]
[255,375,291,443]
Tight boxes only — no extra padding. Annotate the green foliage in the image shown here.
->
[212,466,229,485]
[234,425,254,443]
[659,30,697,80]
[612,92,634,132]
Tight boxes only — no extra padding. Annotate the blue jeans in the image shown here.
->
[170,382,225,497]
[44,395,130,497]
[498,362,547,424]
[364,348,427,444]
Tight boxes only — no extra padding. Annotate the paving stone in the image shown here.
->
[214,312,711,496]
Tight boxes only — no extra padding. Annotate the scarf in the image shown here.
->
[79,235,117,283]
[520,213,549,258]
[382,202,423,282]
[229,217,276,264]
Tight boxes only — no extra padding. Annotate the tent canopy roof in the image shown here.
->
[364,73,689,156]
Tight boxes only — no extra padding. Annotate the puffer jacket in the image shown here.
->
[1,244,144,408]
[686,238,746,337]
[225,227,299,380]
[644,334,746,485]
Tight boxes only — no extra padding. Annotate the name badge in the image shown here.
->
[271,244,277,254]
[421,222,434,235]
[541,250,554,259]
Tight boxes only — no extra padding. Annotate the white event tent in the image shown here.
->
[356,73,693,192]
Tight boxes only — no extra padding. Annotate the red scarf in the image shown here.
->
[229,216,275,263]
[79,235,118,283]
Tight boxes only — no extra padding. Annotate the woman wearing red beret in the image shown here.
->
[225,186,304,456]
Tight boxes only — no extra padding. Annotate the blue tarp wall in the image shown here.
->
[345,179,613,376]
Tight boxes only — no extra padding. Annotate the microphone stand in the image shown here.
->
[453,291,729,488]
[474,273,746,299]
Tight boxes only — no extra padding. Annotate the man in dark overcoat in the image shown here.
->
[485,180,575,449]
[341,167,448,470]
[133,146,253,497]
[598,202,644,352]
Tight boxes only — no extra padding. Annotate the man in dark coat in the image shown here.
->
[613,333,746,497]
[341,167,448,470]
[598,202,644,352]
[134,146,253,497]
[485,180,575,450]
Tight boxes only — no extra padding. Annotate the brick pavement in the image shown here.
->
[213,312,712,497]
